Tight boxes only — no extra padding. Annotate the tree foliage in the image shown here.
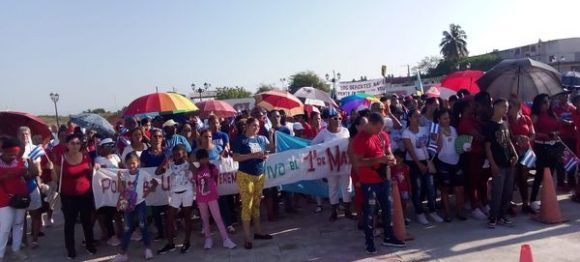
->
[288,71,331,94]
[413,56,442,75]
[429,53,502,77]
[215,86,252,100]
[256,83,275,94]
[83,108,108,114]
[440,24,468,62]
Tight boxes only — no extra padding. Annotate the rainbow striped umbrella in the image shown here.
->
[123,92,198,118]
[339,94,380,113]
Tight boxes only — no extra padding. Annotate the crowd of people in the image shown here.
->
[1,88,579,260]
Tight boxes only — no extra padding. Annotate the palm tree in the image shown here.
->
[440,24,468,61]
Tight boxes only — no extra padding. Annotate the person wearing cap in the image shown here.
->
[163,119,192,155]
[93,138,123,247]
[312,107,352,221]
[294,113,312,139]
[293,122,306,138]
[551,90,577,191]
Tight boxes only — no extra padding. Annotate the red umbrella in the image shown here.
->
[255,89,304,116]
[195,100,237,118]
[440,70,484,94]
[0,111,52,142]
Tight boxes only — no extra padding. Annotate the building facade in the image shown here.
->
[492,37,580,72]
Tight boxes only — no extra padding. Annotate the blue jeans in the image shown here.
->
[121,202,150,252]
[362,180,394,250]
[407,161,437,214]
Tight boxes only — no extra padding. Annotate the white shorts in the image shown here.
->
[169,190,194,209]
[28,187,42,211]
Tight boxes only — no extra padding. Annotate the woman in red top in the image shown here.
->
[508,98,535,213]
[53,134,96,259]
[0,138,33,260]
[530,94,563,204]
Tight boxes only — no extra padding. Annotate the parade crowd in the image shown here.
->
[1,88,579,261]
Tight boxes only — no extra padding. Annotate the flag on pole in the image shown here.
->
[427,122,440,156]
[415,72,424,93]
[519,148,536,168]
[28,145,46,161]
[562,148,579,172]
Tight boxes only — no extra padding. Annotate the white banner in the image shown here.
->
[336,78,418,100]
[92,138,350,209]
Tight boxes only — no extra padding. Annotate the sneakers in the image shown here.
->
[86,245,97,255]
[43,217,54,228]
[499,217,514,227]
[488,217,497,229]
[107,236,121,247]
[157,243,176,255]
[131,231,143,241]
[144,249,153,260]
[482,205,491,216]
[416,213,430,225]
[66,249,76,260]
[382,238,406,248]
[428,212,444,223]
[11,250,29,260]
[204,238,213,249]
[223,238,237,249]
[110,254,128,262]
[314,205,323,213]
[180,242,191,253]
[472,208,487,220]
[366,245,377,254]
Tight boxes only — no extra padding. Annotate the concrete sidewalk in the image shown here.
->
[16,194,580,262]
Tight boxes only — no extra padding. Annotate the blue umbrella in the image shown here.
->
[562,71,580,89]
[70,113,116,137]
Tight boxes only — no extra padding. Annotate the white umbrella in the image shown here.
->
[293,87,338,108]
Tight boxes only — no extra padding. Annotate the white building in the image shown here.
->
[492,37,580,72]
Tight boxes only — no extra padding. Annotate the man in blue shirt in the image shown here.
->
[162,119,192,155]
[208,115,230,155]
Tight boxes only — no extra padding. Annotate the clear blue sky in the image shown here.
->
[1,0,578,115]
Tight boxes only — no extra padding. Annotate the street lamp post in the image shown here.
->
[280,78,288,91]
[192,82,211,102]
[325,70,341,100]
[49,92,60,127]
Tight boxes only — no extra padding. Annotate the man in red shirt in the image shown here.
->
[352,112,405,253]
[304,111,321,140]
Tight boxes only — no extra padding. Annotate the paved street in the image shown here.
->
[16,193,580,262]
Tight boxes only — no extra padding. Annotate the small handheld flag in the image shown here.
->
[427,123,440,156]
[28,145,46,161]
[519,148,536,168]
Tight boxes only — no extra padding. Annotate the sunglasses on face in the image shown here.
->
[331,117,342,121]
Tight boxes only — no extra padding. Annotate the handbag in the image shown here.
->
[117,171,140,212]
[0,168,31,210]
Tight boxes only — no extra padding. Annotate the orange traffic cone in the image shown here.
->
[536,168,566,224]
[391,181,413,241]
[519,244,534,262]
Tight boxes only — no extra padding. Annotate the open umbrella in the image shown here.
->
[70,113,116,137]
[195,100,237,119]
[440,70,484,95]
[425,85,441,98]
[0,111,51,142]
[562,71,580,89]
[339,94,380,113]
[123,92,198,118]
[255,89,304,116]
[293,87,339,108]
[476,58,563,101]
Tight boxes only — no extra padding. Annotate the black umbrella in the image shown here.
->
[562,71,580,89]
[476,58,563,101]
[70,113,116,137]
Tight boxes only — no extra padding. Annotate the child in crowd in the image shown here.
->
[193,149,236,250]
[111,153,159,262]
[157,144,195,254]
[392,150,411,225]
[484,99,518,228]
[435,109,466,222]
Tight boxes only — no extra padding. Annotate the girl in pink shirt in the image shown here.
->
[193,149,236,250]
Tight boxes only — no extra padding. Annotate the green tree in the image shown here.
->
[440,24,468,62]
[215,86,252,100]
[413,56,442,75]
[83,108,107,114]
[458,53,502,71]
[288,71,330,94]
[256,83,275,94]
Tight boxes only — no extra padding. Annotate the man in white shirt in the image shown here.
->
[312,108,351,221]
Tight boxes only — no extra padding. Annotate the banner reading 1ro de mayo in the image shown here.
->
[92,138,350,209]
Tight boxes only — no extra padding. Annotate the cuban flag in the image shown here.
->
[427,122,439,156]
[118,136,131,146]
[562,148,579,173]
[519,148,536,168]
[28,145,46,161]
